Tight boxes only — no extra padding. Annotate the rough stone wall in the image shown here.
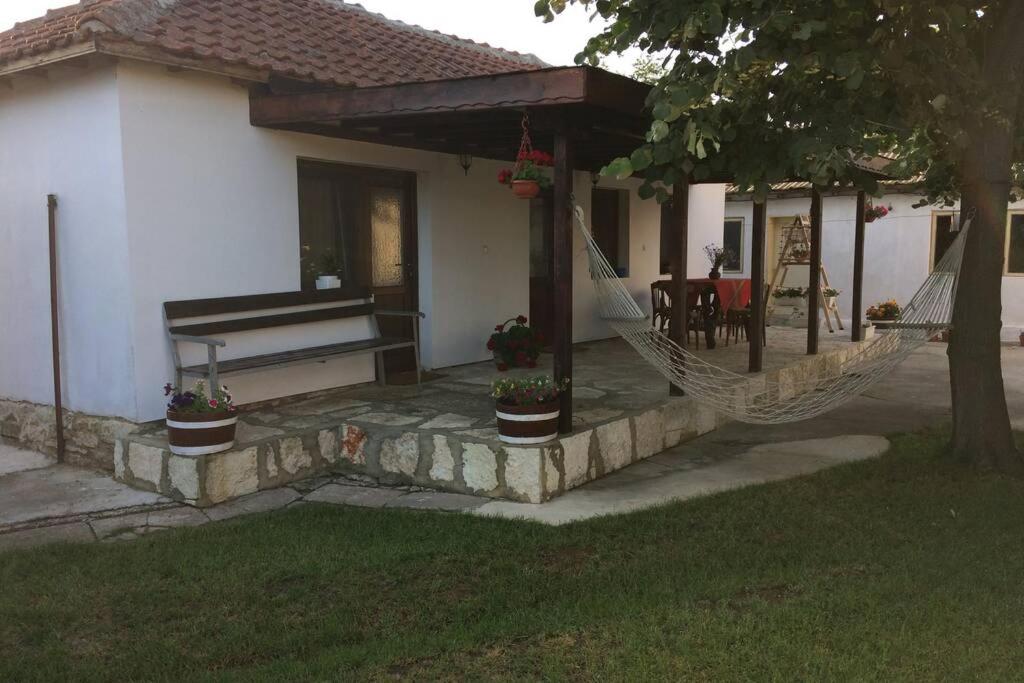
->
[0,398,137,471]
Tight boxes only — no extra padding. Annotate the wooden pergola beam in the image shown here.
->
[250,66,650,126]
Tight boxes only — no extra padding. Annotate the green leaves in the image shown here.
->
[541,0,1011,202]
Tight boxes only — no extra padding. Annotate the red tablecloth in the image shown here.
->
[686,278,751,312]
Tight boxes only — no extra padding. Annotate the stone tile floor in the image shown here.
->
[128,328,854,452]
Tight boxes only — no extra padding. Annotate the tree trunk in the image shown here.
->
[948,125,1021,473]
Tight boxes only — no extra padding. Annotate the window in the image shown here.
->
[723,218,743,272]
[1007,212,1024,275]
[591,188,630,277]
[932,213,958,270]
[297,160,414,291]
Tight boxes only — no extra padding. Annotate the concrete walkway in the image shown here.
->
[2,343,1021,550]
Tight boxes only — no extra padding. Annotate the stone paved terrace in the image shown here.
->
[115,328,859,507]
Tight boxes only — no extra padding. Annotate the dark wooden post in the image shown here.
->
[552,132,574,433]
[749,199,767,372]
[807,188,823,354]
[668,181,689,395]
[851,190,866,342]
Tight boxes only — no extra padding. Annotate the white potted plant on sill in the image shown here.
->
[313,251,342,290]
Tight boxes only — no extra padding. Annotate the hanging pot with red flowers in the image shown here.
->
[864,201,894,223]
[497,113,553,199]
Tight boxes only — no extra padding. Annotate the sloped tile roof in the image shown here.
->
[0,0,547,86]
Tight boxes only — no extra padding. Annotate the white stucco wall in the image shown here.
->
[1,60,727,423]
[0,67,136,418]
[725,193,1024,340]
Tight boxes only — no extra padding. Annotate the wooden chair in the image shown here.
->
[650,280,671,333]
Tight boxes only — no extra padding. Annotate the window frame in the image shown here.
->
[1006,210,1024,276]
[722,217,745,273]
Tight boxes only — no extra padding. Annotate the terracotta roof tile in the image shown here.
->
[0,0,547,85]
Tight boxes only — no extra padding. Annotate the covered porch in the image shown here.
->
[115,328,862,506]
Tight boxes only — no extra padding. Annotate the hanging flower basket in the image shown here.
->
[511,179,541,198]
[864,202,894,223]
[497,114,553,199]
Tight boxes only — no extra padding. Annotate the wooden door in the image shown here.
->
[366,174,418,373]
[297,161,418,375]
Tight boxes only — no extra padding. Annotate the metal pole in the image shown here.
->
[47,194,65,462]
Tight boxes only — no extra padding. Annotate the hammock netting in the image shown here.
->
[574,204,969,424]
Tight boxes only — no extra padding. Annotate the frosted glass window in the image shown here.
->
[371,187,404,287]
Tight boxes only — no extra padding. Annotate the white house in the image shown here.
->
[0,0,728,469]
[723,183,1024,341]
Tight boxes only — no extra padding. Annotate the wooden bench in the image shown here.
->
[163,287,424,393]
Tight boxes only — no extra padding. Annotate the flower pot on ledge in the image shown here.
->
[495,402,560,445]
[511,179,541,199]
[166,410,237,456]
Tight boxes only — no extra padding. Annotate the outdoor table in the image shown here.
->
[687,278,752,349]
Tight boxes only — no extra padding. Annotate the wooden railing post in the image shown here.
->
[851,190,866,342]
[553,131,574,433]
[669,180,689,395]
[807,188,823,355]
[749,199,767,372]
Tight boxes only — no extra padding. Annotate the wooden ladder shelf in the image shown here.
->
[766,215,844,333]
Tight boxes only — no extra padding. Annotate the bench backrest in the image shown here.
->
[164,287,375,338]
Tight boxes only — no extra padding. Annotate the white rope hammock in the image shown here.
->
[574,203,970,424]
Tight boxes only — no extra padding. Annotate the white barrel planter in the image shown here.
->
[166,411,238,455]
[495,402,560,444]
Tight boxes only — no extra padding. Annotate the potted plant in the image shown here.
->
[703,244,734,279]
[487,315,543,371]
[164,380,238,455]
[492,375,569,444]
[498,150,554,199]
[770,287,809,328]
[822,287,840,307]
[312,251,342,290]
[866,299,902,323]
[790,244,810,262]
[864,203,894,223]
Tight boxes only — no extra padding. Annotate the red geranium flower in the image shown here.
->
[208,399,218,408]
[486,338,496,351]
[495,325,503,332]
[516,314,527,324]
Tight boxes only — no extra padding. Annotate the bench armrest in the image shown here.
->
[170,333,227,347]
[375,309,426,318]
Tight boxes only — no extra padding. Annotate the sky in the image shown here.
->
[0,0,641,73]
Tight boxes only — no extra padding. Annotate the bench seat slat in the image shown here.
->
[181,337,415,376]
[164,287,371,319]
[169,304,375,337]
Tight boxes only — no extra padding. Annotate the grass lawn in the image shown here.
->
[2,428,1024,681]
